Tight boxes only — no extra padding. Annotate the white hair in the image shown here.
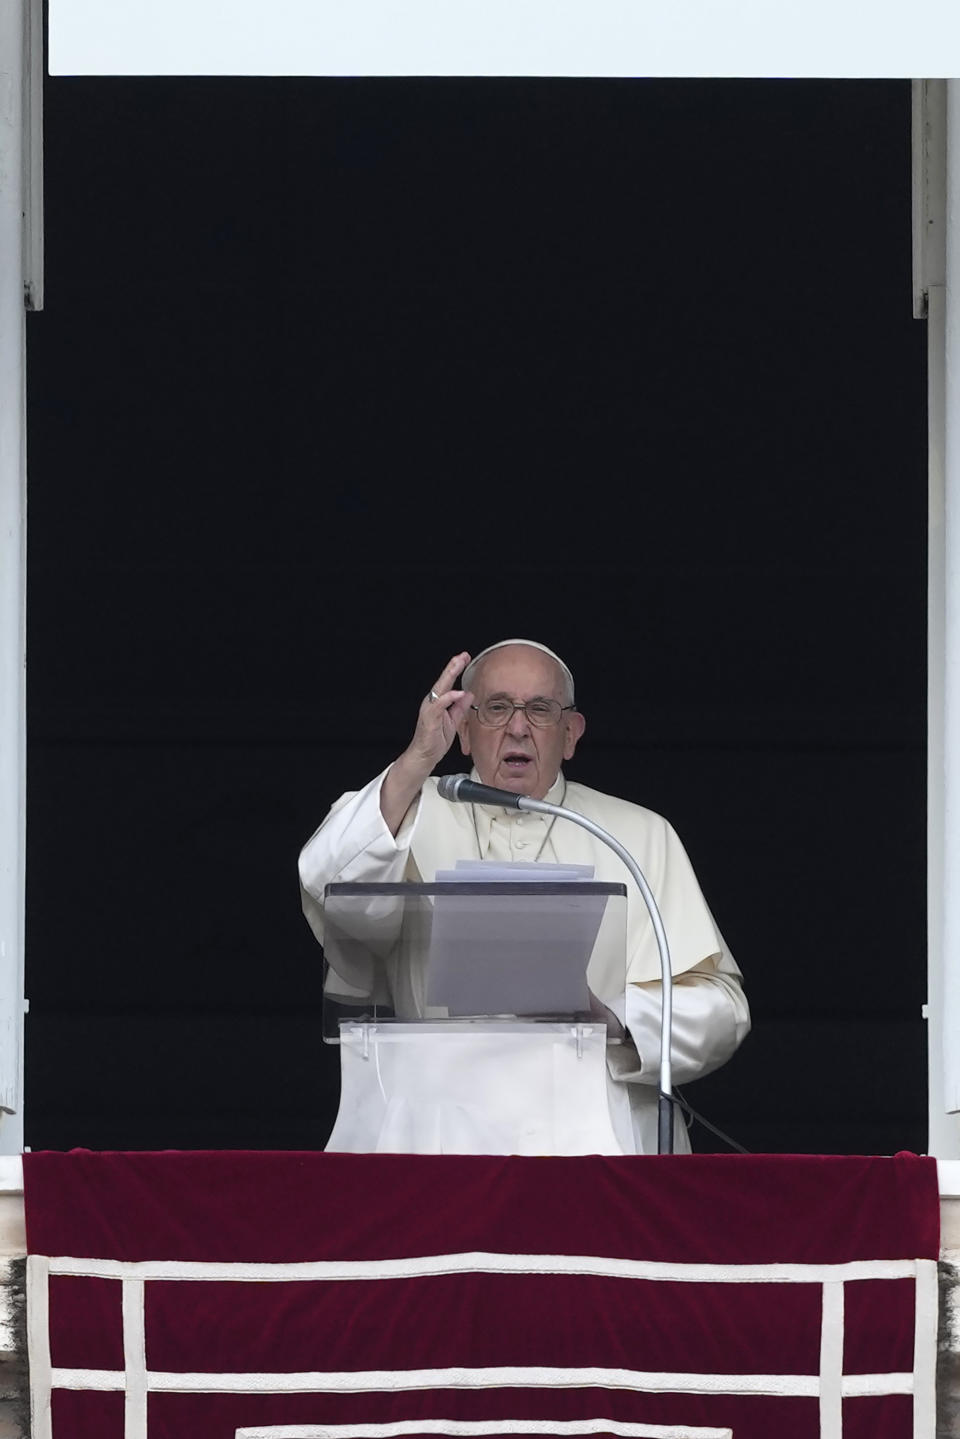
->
[462,639,576,707]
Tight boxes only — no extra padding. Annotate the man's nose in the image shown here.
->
[506,705,532,736]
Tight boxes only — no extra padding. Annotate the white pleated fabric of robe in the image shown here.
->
[299,768,751,1154]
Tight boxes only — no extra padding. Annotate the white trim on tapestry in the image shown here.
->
[42,1251,924,1286]
[26,1254,52,1439]
[27,1246,935,1436]
[818,1280,843,1439]
[913,1258,939,1438]
[45,1363,916,1397]
[232,1423,734,1439]
[122,1276,147,1439]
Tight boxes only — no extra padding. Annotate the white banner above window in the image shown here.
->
[48,0,960,78]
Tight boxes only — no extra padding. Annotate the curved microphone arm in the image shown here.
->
[436,774,675,1154]
[518,796,675,1156]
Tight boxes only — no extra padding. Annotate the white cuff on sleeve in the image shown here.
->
[624,959,750,1086]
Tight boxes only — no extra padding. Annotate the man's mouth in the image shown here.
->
[502,752,533,771]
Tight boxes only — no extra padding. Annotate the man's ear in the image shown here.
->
[457,717,473,758]
[563,710,586,762]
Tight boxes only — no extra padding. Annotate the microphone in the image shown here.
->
[437,774,523,809]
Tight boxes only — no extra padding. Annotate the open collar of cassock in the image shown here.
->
[413,768,601,883]
[467,768,567,855]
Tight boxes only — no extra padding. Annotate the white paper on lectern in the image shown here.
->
[426,860,604,1015]
[435,859,595,884]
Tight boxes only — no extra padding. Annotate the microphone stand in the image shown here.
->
[438,777,675,1154]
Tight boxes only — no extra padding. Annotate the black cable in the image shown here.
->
[661,1088,751,1155]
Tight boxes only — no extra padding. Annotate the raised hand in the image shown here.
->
[406,651,473,771]
[379,651,473,835]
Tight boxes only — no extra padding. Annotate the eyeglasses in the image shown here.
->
[470,698,577,728]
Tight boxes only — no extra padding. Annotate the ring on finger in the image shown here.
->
[429,689,440,702]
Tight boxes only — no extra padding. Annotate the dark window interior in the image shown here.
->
[25,78,927,1153]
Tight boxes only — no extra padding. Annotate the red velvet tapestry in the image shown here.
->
[23,1151,940,1439]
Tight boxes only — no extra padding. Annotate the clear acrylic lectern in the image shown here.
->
[321,881,631,1156]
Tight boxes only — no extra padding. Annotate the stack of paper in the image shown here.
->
[434,859,595,883]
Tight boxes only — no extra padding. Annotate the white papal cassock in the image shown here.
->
[299,767,750,1154]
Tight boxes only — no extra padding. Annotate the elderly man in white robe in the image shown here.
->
[299,640,750,1154]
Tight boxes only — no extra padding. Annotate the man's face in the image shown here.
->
[457,645,586,799]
